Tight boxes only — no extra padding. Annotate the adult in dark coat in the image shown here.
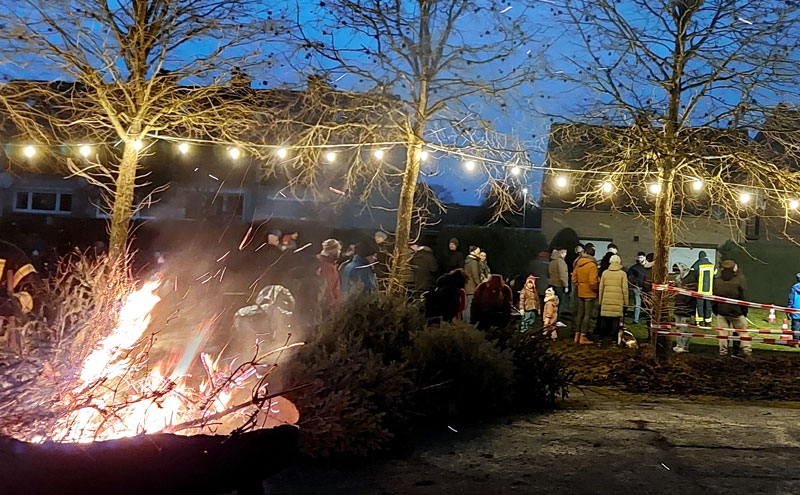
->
[441,238,465,273]
[712,259,749,358]
[425,269,467,322]
[411,244,439,295]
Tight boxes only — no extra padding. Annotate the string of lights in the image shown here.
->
[5,136,800,208]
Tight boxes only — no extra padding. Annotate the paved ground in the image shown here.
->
[264,388,800,494]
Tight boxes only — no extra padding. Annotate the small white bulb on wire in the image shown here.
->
[178,142,189,154]
[276,147,288,159]
[555,176,568,189]
[464,160,476,171]
[229,147,241,159]
[692,179,703,191]
[325,151,336,163]
[418,149,429,161]
[740,191,752,204]
[602,181,613,194]
[23,146,35,158]
[790,199,799,210]
[522,187,528,195]
[132,139,143,151]
[373,149,385,160]
[79,145,91,157]
[648,183,662,195]
[511,166,521,176]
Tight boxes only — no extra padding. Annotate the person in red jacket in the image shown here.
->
[316,239,342,312]
[470,274,513,330]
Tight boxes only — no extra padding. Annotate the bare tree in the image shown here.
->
[0,0,285,258]
[546,0,800,355]
[291,0,543,294]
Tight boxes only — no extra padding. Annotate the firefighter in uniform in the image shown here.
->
[692,251,715,325]
[0,241,40,352]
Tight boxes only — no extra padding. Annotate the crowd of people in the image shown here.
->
[246,230,766,358]
[1,226,790,361]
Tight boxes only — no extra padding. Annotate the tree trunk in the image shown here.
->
[108,140,139,260]
[650,170,675,360]
[388,138,422,296]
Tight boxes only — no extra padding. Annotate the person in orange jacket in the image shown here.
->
[572,245,599,344]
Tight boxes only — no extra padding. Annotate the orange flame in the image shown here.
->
[44,279,297,443]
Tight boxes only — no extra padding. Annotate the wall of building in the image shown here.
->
[540,208,739,264]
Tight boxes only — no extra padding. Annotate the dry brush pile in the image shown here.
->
[0,252,298,443]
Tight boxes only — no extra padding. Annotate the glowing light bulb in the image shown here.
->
[276,147,288,159]
[464,160,476,171]
[692,179,703,191]
[790,199,799,210]
[511,166,521,176]
[649,183,662,195]
[555,176,568,189]
[373,149,384,159]
[178,142,189,154]
[419,150,429,161]
[325,151,336,163]
[522,187,528,195]
[229,147,241,159]
[23,146,35,158]
[740,191,752,204]
[79,145,91,157]
[602,181,613,193]
[132,139,143,151]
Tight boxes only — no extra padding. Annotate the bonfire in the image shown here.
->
[0,253,300,444]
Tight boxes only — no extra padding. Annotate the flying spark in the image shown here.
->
[208,174,219,181]
[500,5,512,13]
[329,186,346,196]
[293,243,313,253]
[239,226,254,251]
[738,17,752,24]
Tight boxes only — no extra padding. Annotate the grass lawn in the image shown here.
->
[559,307,800,356]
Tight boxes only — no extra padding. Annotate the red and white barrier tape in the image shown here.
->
[655,330,798,346]
[652,284,800,315]
[653,322,795,335]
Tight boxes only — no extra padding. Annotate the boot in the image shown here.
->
[579,334,594,345]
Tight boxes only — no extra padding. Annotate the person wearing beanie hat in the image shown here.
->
[341,241,378,296]
[712,258,749,358]
[519,275,541,333]
[598,254,629,342]
[317,239,342,309]
[442,237,465,273]
[542,287,559,340]
[787,273,800,343]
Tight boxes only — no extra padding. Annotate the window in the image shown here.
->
[186,191,245,220]
[745,216,761,240]
[13,190,73,214]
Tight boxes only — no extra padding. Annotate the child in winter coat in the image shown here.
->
[519,275,541,333]
[542,287,559,340]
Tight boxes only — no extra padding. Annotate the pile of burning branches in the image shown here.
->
[0,252,300,443]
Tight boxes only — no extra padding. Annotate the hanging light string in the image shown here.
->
[7,137,800,206]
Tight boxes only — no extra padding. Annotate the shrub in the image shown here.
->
[505,332,574,410]
[279,291,424,458]
[405,321,515,420]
